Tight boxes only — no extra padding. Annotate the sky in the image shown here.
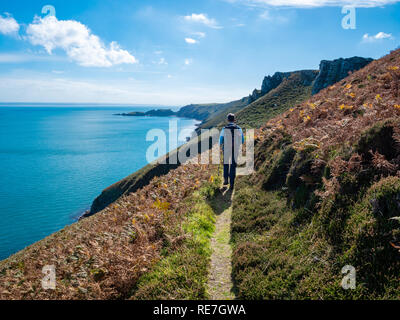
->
[0,0,399,106]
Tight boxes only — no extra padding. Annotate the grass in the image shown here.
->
[231,176,354,299]
[231,139,400,299]
[230,52,400,299]
[0,163,216,300]
[235,72,317,129]
[131,175,221,300]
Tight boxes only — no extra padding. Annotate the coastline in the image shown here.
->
[77,116,201,221]
[0,107,201,261]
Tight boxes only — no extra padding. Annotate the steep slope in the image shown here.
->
[235,70,318,129]
[0,161,218,299]
[231,48,400,299]
[193,97,252,129]
[312,56,373,95]
[177,103,231,121]
[177,89,263,123]
[198,71,310,129]
[89,70,316,214]
[91,57,373,220]
[196,98,252,129]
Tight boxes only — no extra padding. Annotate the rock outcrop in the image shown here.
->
[261,72,293,94]
[248,89,262,103]
[312,56,373,95]
[260,70,318,95]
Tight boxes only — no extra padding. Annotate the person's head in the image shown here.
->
[227,113,235,123]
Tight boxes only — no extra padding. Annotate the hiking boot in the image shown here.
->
[223,180,229,186]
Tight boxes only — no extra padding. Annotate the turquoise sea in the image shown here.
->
[0,104,199,260]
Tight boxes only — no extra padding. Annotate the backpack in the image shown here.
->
[223,124,241,163]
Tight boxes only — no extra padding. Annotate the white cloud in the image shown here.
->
[184,13,222,29]
[185,37,198,44]
[192,32,206,38]
[362,31,393,42]
[228,0,400,7]
[0,14,19,36]
[184,58,193,65]
[26,16,137,67]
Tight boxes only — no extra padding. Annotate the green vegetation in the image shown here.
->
[230,49,400,298]
[231,118,400,299]
[90,131,219,215]
[235,72,318,129]
[197,98,251,129]
[177,103,229,121]
[0,163,216,299]
[131,175,222,300]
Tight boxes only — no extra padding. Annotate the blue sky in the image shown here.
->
[0,0,399,105]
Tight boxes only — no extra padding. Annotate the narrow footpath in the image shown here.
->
[207,188,235,300]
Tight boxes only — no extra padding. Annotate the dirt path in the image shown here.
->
[207,188,235,300]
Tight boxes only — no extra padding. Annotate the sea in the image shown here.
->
[0,104,199,260]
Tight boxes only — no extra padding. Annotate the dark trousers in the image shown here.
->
[223,161,237,187]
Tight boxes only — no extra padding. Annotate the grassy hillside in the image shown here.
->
[132,176,222,300]
[89,131,219,215]
[0,49,393,300]
[0,161,217,299]
[177,98,250,123]
[231,49,400,299]
[177,103,226,121]
[234,71,319,129]
[199,70,318,130]
[196,98,251,130]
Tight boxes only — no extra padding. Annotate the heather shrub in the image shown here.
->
[286,148,317,208]
[356,118,400,162]
[343,177,400,294]
[262,146,296,190]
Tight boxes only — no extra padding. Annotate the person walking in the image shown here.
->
[219,113,244,189]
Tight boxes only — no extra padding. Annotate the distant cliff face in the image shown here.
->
[235,70,319,128]
[248,89,262,104]
[260,70,318,96]
[261,72,293,94]
[312,56,373,95]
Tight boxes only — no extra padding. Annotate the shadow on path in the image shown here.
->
[209,187,233,216]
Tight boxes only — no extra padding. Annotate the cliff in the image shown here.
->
[197,71,316,130]
[116,57,374,130]
[234,70,319,128]
[1,48,398,300]
[312,56,373,95]
[231,48,400,299]
[261,71,293,94]
[95,57,374,215]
